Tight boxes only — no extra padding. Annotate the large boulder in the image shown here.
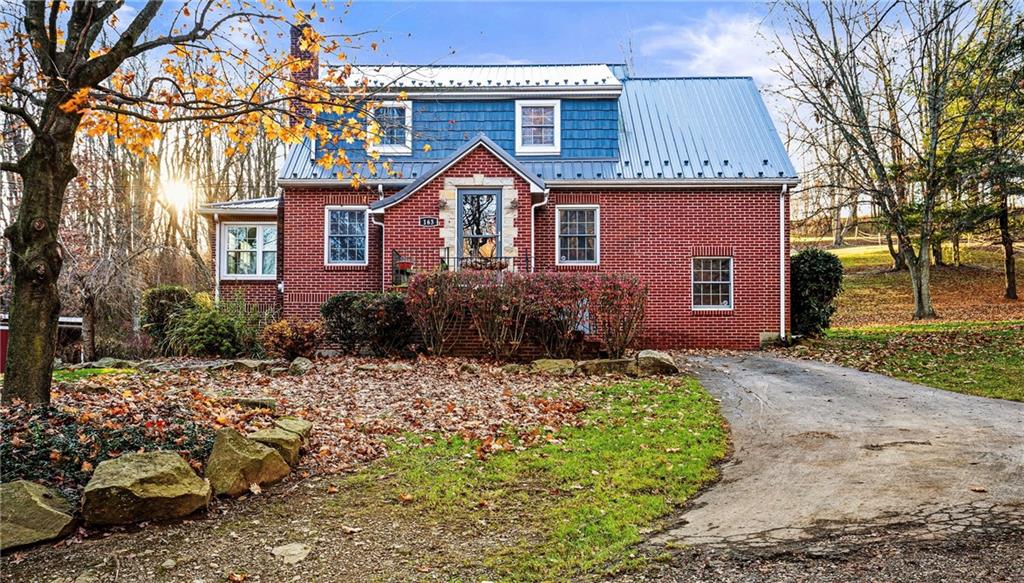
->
[205,428,290,497]
[94,357,138,369]
[576,358,638,376]
[530,359,576,376]
[274,417,314,443]
[0,481,76,551]
[635,350,680,375]
[81,451,211,526]
[249,427,303,466]
[289,357,314,376]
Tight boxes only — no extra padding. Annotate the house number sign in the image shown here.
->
[419,216,439,227]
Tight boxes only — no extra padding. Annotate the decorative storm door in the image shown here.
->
[457,189,501,260]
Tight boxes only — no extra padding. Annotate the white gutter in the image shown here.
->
[779,184,788,342]
[277,178,410,188]
[530,191,551,272]
[370,210,386,291]
[213,213,221,302]
[546,178,801,189]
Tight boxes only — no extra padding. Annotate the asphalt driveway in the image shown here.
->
[652,354,1024,555]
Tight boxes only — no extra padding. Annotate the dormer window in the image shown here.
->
[373,101,412,155]
[515,100,560,155]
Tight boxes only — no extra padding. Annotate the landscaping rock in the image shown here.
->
[269,367,289,376]
[576,358,638,376]
[273,417,314,443]
[289,357,314,376]
[384,362,415,373]
[501,363,530,374]
[272,542,311,565]
[81,451,211,526]
[459,362,482,374]
[222,396,277,411]
[354,363,379,372]
[205,428,290,497]
[249,427,303,466]
[231,359,263,372]
[0,480,76,551]
[94,357,138,369]
[635,349,681,375]
[530,359,576,376]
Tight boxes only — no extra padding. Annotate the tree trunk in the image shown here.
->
[82,291,97,362]
[952,233,961,267]
[906,243,937,320]
[931,239,945,267]
[2,117,80,405]
[885,231,907,270]
[1000,193,1017,300]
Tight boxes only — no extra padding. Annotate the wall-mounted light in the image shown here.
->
[438,197,447,210]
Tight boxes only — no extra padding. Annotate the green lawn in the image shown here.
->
[332,379,728,581]
[795,323,1024,402]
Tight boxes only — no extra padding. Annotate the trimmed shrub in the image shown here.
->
[405,271,467,355]
[585,274,647,358]
[140,285,196,349]
[320,292,366,353]
[464,272,536,360]
[164,297,274,358]
[357,292,415,356]
[526,273,589,358]
[260,319,325,360]
[791,249,844,337]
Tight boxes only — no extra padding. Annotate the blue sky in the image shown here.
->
[337,1,780,85]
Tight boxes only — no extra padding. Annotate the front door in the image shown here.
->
[457,188,501,259]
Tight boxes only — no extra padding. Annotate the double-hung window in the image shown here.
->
[373,101,412,155]
[515,100,560,155]
[692,257,733,310]
[458,190,500,258]
[325,207,368,265]
[556,205,599,265]
[223,224,276,279]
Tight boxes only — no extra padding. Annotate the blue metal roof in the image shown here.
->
[278,74,797,184]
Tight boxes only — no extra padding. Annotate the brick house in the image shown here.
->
[199,60,798,350]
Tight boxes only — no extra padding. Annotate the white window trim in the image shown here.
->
[555,205,600,266]
[324,206,370,266]
[220,222,277,281]
[372,100,413,155]
[515,99,561,155]
[692,256,734,311]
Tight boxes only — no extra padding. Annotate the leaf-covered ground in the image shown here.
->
[784,322,1024,402]
[2,378,728,583]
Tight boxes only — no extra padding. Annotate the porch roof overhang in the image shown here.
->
[368,134,547,211]
[197,196,281,217]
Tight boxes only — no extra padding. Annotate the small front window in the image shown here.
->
[223,224,276,278]
[373,101,412,154]
[692,257,733,310]
[326,208,368,264]
[556,206,599,265]
[516,100,560,155]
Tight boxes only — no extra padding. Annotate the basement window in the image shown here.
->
[692,257,733,310]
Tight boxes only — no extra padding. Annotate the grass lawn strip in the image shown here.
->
[788,323,1024,402]
[341,378,728,581]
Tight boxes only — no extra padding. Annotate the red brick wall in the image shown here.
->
[280,188,385,320]
[382,146,535,287]
[206,213,281,310]
[534,188,790,349]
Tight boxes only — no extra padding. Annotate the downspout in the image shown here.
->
[530,191,550,272]
[213,213,221,302]
[371,210,385,291]
[779,184,788,342]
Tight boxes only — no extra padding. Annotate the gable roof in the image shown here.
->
[369,134,546,211]
[278,69,798,186]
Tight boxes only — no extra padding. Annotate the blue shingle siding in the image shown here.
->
[326,99,619,162]
[279,70,797,183]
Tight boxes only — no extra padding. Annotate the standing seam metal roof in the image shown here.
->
[277,73,797,184]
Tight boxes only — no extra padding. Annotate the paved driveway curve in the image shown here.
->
[654,354,1024,554]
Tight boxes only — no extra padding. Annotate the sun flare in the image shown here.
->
[160,179,194,212]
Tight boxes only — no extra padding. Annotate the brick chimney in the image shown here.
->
[289,23,319,125]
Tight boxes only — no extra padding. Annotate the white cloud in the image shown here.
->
[634,11,784,90]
